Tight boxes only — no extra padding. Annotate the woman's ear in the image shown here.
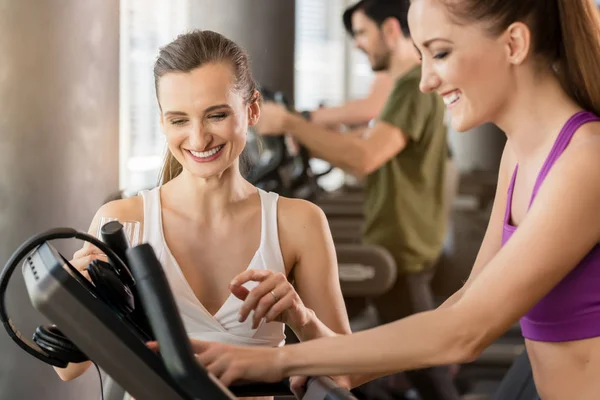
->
[248,90,261,127]
[503,22,531,65]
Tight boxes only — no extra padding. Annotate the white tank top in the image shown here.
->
[138,187,286,348]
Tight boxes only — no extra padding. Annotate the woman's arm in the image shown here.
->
[277,198,352,340]
[277,138,600,376]
[194,137,600,386]
[310,72,394,127]
[232,198,352,340]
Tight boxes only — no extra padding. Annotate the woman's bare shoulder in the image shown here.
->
[273,195,331,264]
[96,195,144,221]
[276,196,329,232]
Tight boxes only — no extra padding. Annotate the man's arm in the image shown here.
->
[309,72,394,127]
[282,113,407,178]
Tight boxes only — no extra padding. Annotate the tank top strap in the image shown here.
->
[530,111,600,204]
[138,187,162,251]
[256,189,286,275]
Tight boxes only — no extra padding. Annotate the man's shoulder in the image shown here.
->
[391,67,420,91]
[381,69,434,119]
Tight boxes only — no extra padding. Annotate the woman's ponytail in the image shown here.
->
[556,0,600,115]
[158,150,183,186]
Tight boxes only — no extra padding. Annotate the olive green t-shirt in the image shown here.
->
[363,66,448,273]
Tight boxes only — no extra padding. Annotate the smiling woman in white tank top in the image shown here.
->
[53,30,353,399]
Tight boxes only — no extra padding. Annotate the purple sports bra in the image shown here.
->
[502,111,600,342]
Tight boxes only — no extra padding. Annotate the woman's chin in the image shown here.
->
[450,115,481,133]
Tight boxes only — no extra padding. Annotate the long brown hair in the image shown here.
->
[439,0,600,116]
[153,29,259,185]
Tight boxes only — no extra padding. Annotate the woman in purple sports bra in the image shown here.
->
[189,0,600,398]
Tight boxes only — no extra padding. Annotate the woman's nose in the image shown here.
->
[188,122,212,149]
[419,63,441,94]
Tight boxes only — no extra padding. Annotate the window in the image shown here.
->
[348,47,375,100]
[294,0,347,110]
[294,0,377,190]
[294,0,377,110]
[119,0,189,191]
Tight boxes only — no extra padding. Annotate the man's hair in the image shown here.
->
[343,0,411,38]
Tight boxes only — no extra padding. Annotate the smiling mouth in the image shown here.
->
[442,90,462,107]
[186,144,224,161]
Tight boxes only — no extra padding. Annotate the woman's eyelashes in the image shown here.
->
[414,48,450,61]
[170,118,188,126]
[208,112,228,121]
[433,50,450,60]
[169,113,229,126]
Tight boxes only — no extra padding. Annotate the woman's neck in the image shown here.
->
[164,164,256,223]
[494,68,582,164]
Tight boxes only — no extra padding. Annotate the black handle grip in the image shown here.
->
[230,377,358,399]
[126,244,295,399]
[101,221,135,286]
[229,378,291,397]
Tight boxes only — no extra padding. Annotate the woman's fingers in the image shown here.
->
[290,376,309,399]
[238,273,284,322]
[230,284,250,301]
[253,282,294,326]
[146,341,159,352]
[194,344,284,388]
[230,269,272,287]
[79,269,91,282]
[73,243,103,260]
[70,253,108,270]
[264,291,295,323]
[68,253,108,283]
[251,291,279,328]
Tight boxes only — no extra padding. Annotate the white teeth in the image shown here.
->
[443,91,461,106]
[189,145,223,158]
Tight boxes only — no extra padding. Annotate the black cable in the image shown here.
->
[93,361,105,400]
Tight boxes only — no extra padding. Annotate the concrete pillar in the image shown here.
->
[0,0,120,398]
[188,0,295,101]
